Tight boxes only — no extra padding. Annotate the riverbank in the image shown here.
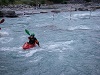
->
[0,3,100,17]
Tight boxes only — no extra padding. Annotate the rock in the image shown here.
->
[0,10,18,18]
[51,10,60,13]
[40,10,48,13]
[5,11,18,18]
[78,8,89,11]
[0,11,4,17]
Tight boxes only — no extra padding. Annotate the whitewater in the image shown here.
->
[0,10,100,75]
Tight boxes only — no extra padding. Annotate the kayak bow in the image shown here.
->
[23,42,36,50]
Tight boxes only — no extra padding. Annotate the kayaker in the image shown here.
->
[0,19,4,30]
[0,19,5,24]
[28,33,40,47]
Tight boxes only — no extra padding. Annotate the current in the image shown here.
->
[0,10,100,75]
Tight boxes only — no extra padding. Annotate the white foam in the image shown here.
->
[29,56,43,63]
[73,13,89,17]
[25,50,38,57]
[62,12,90,19]
[0,37,13,43]
[68,25,90,30]
[43,40,74,52]
[0,31,9,36]
[0,47,21,51]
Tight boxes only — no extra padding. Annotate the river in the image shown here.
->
[0,10,100,75]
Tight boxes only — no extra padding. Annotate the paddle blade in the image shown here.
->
[25,29,30,35]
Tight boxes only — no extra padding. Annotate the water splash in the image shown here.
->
[0,31,9,37]
[0,37,13,43]
[68,25,90,30]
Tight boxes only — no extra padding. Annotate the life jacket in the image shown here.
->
[28,37,37,44]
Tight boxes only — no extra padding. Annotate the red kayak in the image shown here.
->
[23,42,36,50]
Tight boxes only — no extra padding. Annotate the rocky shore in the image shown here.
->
[0,3,100,18]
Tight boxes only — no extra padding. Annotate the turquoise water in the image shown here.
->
[0,10,100,75]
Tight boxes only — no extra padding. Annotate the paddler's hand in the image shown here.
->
[38,45,40,47]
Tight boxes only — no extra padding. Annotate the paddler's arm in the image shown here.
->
[35,40,40,47]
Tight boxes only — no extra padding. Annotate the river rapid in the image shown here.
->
[0,10,100,75]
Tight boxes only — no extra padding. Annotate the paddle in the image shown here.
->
[25,29,30,35]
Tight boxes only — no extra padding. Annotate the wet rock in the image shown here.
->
[78,8,89,11]
[0,11,4,17]
[51,10,60,13]
[5,11,18,18]
[0,10,18,18]
[40,10,48,13]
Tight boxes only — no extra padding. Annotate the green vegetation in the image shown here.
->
[0,0,42,6]
[0,0,9,5]
[48,0,68,3]
[0,0,92,6]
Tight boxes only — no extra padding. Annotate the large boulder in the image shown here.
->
[0,10,18,18]
[0,11,4,17]
[78,8,89,11]
[5,11,18,18]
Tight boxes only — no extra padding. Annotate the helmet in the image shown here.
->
[31,33,35,36]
